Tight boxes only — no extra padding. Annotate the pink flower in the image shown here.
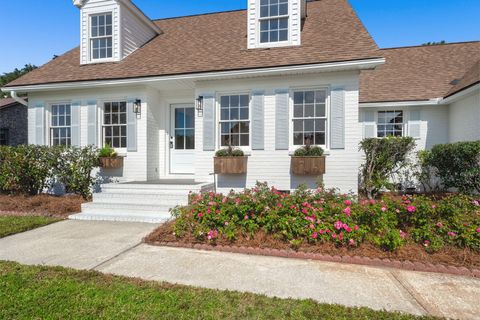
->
[244,215,249,220]
[476,228,480,233]
[224,221,229,226]
[342,223,348,229]
[343,207,351,216]
[431,205,437,209]
[277,203,283,208]
[339,232,343,241]
[423,240,430,247]
[349,239,356,246]
[290,205,296,210]
[344,200,352,206]
[334,221,343,230]
[472,200,479,206]
[381,206,387,212]
[436,222,443,228]
[406,205,416,213]
[319,229,325,234]
[207,208,211,214]
[235,198,241,205]
[354,225,359,231]
[222,197,228,204]
[332,233,337,239]
[312,232,318,239]
[216,210,220,214]
[302,208,308,214]
[197,212,203,218]
[448,232,457,237]
[309,224,315,230]
[370,199,376,205]
[346,227,352,233]
[396,209,400,213]
[207,230,218,240]
[399,230,407,239]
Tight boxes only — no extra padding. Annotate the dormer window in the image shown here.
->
[90,13,113,60]
[259,0,289,43]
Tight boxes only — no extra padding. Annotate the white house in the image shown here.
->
[2,0,479,222]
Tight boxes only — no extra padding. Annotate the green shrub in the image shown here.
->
[172,182,480,252]
[98,144,117,158]
[0,145,99,199]
[425,141,480,194]
[293,145,324,157]
[215,145,244,157]
[359,137,416,199]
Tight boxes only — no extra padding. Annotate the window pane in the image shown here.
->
[293,132,303,145]
[175,108,185,128]
[315,104,326,117]
[260,6,269,17]
[270,31,278,42]
[185,108,195,128]
[221,135,230,146]
[293,105,303,118]
[304,119,314,132]
[304,132,314,145]
[106,14,112,25]
[270,4,279,16]
[315,132,326,145]
[185,129,195,149]
[175,129,184,150]
[294,92,304,104]
[230,108,239,120]
[121,137,127,148]
[315,90,326,103]
[240,95,249,107]
[279,3,288,15]
[304,104,314,117]
[293,119,302,132]
[230,134,239,146]
[221,96,229,108]
[260,31,269,43]
[315,119,326,132]
[279,29,288,41]
[230,95,239,107]
[120,113,126,124]
[240,108,249,120]
[221,109,229,121]
[239,122,249,134]
[112,113,119,124]
[240,134,249,146]
[230,122,240,133]
[305,91,315,104]
[221,123,230,134]
[119,102,126,113]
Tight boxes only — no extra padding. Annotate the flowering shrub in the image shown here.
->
[172,183,480,252]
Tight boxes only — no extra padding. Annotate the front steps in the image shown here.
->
[69,181,214,223]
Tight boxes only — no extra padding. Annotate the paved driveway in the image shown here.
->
[1,220,480,319]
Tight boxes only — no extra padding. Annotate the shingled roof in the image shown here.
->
[360,41,480,103]
[5,0,381,88]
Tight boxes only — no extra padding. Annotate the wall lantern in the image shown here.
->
[133,99,142,115]
[196,95,204,116]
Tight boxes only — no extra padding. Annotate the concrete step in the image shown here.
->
[92,193,189,206]
[101,182,214,192]
[81,202,176,213]
[69,212,170,224]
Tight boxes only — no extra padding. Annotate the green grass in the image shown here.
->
[0,261,435,320]
[0,216,61,238]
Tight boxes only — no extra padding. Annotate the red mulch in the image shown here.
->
[145,221,480,269]
[0,194,86,218]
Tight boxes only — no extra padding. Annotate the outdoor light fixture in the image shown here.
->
[133,99,142,115]
[196,95,204,115]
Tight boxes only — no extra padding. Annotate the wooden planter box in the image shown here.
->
[100,157,124,169]
[291,156,326,175]
[214,156,248,174]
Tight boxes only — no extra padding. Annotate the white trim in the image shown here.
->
[360,99,441,108]
[3,58,386,93]
[442,83,480,104]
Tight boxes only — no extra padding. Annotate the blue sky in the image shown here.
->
[1,0,479,74]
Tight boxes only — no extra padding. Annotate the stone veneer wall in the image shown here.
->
[0,103,28,146]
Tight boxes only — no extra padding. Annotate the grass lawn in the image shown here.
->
[0,216,61,238]
[0,261,434,320]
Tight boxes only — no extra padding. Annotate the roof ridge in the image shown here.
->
[152,8,246,22]
[380,40,480,51]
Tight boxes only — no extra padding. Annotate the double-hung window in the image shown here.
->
[377,110,404,137]
[0,128,8,146]
[293,90,327,146]
[220,94,250,147]
[259,0,289,44]
[90,13,113,60]
[50,104,71,146]
[103,101,127,148]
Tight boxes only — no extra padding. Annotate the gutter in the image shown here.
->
[360,99,442,108]
[10,91,28,106]
[2,58,386,93]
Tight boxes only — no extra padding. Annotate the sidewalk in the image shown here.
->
[1,220,479,319]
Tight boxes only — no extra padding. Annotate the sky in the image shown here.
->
[0,0,479,74]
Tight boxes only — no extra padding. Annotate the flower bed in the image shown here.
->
[0,194,85,218]
[146,183,480,268]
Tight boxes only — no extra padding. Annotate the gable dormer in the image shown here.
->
[247,0,306,49]
[73,0,160,65]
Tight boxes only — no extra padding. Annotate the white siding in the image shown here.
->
[448,90,480,142]
[27,102,36,144]
[247,0,302,49]
[195,72,361,193]
[120,5,157,59]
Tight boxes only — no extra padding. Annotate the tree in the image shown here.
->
[422,41,447,46]
[0,64,38,98]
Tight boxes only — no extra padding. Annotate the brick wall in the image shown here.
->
[0,103,28,146]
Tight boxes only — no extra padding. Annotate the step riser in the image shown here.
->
[81,206,172,216]
[70,213,169,224]
[93,193,189,203]
[101,183,214,192]
[82,203,176,211]
[91,198,188,207]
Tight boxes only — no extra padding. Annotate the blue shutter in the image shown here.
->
[127,99,137,152]
[203,95,215,151]
[35,102,45,145]
[330,87,345,149]
[71,101,81,146]
[251,91,265,150]
[87,100,98,146]
[275,89,289,150]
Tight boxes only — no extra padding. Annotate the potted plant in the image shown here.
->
[214,145,248,174]
[98,144,124,169]
[291,142,326,175]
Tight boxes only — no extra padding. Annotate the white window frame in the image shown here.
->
[289,87,331,151]
[216,92,252,151]
[256,0,291,47]
[101,100,128,151]
[47,102,72,147]
[376,110,405,138]
[89,12,114,63]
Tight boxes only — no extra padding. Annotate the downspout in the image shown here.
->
[10,91,28,106]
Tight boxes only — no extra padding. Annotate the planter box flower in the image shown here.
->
[99,156,124,169]
[214,146,247,174]
[291,144,326,175]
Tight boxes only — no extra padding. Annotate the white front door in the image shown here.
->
[170,104,195,174]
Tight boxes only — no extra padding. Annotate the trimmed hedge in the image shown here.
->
[0,145,99,199]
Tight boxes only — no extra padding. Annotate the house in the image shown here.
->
[1,0,478,222]
[0,98,28,146]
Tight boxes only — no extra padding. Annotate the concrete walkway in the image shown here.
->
[1,220,479,319]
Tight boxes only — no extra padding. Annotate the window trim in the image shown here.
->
[88,11,114,63]
[256,0,291,47]
[101,100,128,150]
[376,109,405,138]
[47,102,72,147]
[216,91,252,151]
[289,86,331,151]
